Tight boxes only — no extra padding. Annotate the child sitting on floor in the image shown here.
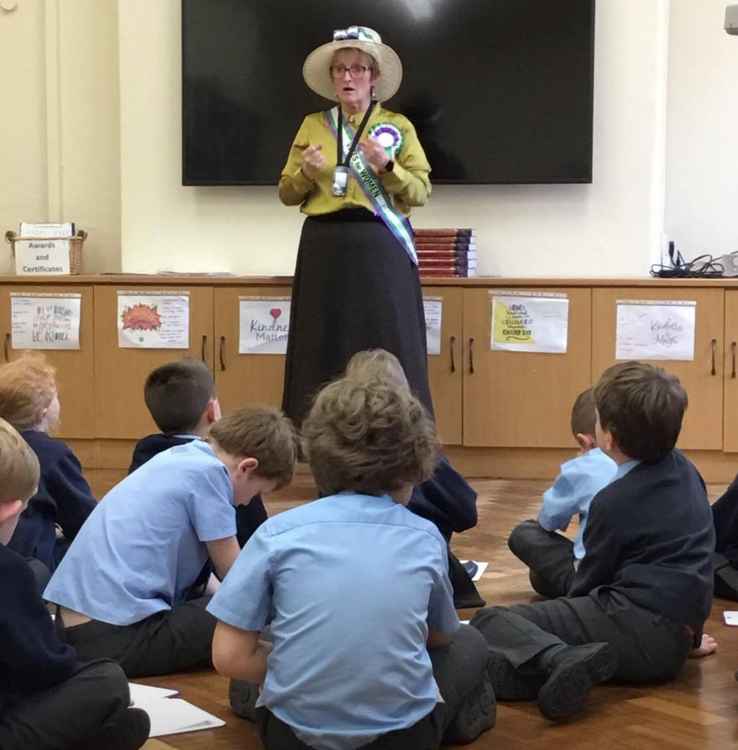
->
[0,352,96,575]
[129,358,268,546]
[0,417,149,750]
[44,406,297,678]
[210,371,496,750]
[507,387,617,598]
[471,362,715,721]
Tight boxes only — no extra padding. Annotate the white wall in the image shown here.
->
[665,0,738,259]
[118,0,671,277]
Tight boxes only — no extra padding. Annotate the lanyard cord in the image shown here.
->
[336,101,376,167]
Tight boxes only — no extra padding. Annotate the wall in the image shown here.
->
[0,0,121,274]
[118,0,671,278]
[665,0,738,260]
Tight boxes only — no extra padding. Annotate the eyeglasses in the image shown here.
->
[330,64,370,78]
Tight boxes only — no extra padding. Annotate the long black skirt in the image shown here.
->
[282,208,433,427]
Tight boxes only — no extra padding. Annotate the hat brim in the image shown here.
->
[302,40,403,103]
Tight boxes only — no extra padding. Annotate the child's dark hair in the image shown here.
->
[302,375,438,496]
[594,361,687,463]
[570,388,596,437]
[144,359,215,434]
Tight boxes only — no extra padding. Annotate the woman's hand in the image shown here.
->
[301,145,325,181]
[359,138,390,174]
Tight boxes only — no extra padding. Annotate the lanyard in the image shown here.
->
[336,101,376,167]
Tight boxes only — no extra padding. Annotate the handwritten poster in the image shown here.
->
[11,293,81,350]
[117,291,190,349]
[239,297,291,354]
[423,297,443,356]
[490,291,569,353]
[615,300,696,361]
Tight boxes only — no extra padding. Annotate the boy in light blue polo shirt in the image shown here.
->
[508,388,617,598]
[44,406,297,678]
[209,371,496,750]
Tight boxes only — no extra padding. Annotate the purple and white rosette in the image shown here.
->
[368,122,404,157]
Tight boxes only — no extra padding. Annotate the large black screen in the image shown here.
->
[182,0,595,185]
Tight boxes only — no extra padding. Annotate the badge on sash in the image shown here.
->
[368,123,403,157]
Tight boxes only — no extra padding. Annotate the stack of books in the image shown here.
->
[415,228,477,278]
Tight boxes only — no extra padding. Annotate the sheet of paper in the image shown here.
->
[11,293,81,350]
[490,291,569,353]
[615,300,696,361]
[140,698,225,737]
[117,291,190,349]
[459,560,489,582]
[238,297,291,354]
[723,611,738,626]
[423,297,443,356]
[129,682,179,705]
[19,222,74,238]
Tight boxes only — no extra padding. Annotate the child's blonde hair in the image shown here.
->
[302,375,438,496]
[345,349,410,390]
[0,353,57,430]
[0,417,40,503]
[209,406,298,489]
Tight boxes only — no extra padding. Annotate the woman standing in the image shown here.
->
[279,26,433,426]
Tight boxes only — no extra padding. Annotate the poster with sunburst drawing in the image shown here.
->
[117,291,190,349]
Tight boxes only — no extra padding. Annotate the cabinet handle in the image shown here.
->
[449,335,456,373]
[219,336,226,372]
[201,334,207,362]
[3,333,9,362]
[468,337,475,375]
[711,338,717,376]
[732,342,736,379]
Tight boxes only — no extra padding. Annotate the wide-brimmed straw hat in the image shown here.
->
[302,26,403,103]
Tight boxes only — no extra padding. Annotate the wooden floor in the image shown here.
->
[140,478,738,750]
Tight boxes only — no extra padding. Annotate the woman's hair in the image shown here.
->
[0,352,57,430]
[0,417,40,503]
[302,375,438,496]
[344,349,409,390]
[209,406,298,490]
[594,361,687,463]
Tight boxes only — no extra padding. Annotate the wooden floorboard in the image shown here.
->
[140,479,738,749]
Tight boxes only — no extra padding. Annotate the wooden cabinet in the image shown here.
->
[592,288,724,451]
[0,285,95,438]
[424,288,463,445]
[462,287,592,448]
[724,292,738,452]
[213,287,287,414]
[93,285,214,439]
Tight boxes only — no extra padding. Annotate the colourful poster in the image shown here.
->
[117,291,190,349]
[490,292,569,353]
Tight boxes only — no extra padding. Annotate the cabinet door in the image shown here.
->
[462,287,592,447]
[592,288,723,450]
[0,285,95,438]
[724,292,738,451]
[94,286,214,438]
[424,288,463,445]
[213,287,287,414]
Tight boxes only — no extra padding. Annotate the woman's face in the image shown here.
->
[331,48,378,111]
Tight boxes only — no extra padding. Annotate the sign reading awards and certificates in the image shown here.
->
[490,291,569,353]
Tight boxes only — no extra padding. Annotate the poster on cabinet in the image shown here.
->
[11,293,81,350]
[490,291,569,353]
[423,297,443,356]
[238,297,291,354]
[117,291,190,349]
[615,300,696,361]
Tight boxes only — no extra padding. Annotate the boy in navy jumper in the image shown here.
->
[0,352,96,573]
[210,374,495,750]
[508,388,617,598]
[129,358,268,547]
[471,362,714,721]
[45,406,298,678]
[0,417,149,750]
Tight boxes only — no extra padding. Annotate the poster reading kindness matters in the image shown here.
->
[239,297,291,354]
